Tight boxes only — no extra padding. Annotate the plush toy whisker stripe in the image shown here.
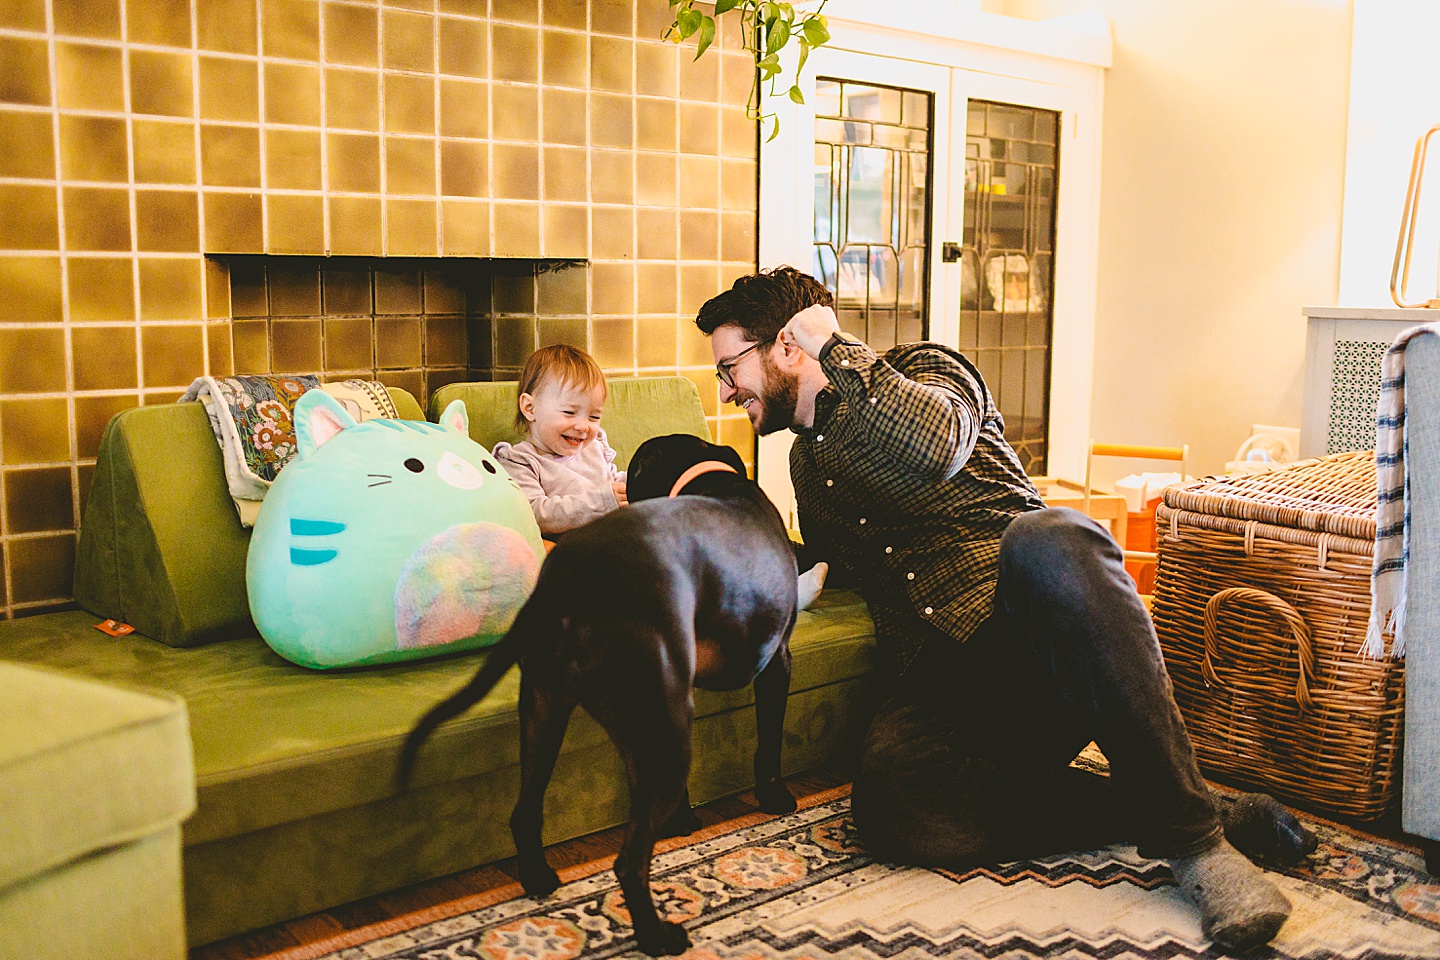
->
[290,518,346,536]
[290,547,338,566]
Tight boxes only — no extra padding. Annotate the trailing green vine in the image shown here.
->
[664,0,831,140]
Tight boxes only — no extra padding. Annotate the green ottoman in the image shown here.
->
[0,663,195,960]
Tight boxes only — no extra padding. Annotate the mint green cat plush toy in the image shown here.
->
[247,391,545,669]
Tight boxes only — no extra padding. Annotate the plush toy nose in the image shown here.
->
[436,451,484,490]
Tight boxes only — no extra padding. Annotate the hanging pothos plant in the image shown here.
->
[665,0,831,140]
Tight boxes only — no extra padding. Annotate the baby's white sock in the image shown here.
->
[797,562,829,611]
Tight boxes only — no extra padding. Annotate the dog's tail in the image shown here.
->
[395,621,527,794]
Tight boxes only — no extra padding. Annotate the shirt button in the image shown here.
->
[869,397,877,405]
[924,606,933,615]
[907,572,915,580]
[859,517,866,525]
[825,479,833,487]
[841,359,850,366]
[816,435,823,442]
[885,546,893,554]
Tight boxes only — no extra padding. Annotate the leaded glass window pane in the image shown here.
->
[813,79,933,348]
[958,99,1059,476]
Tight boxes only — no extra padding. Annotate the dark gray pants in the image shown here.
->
[850,508,1222,865]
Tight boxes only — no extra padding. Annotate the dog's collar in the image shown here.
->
[669,460,739,498]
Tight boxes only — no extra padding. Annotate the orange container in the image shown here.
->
[1124,496,1162,594]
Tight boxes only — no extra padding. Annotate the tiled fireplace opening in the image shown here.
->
[220,255,590,407]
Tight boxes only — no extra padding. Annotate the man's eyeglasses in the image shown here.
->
[715,338,774,389]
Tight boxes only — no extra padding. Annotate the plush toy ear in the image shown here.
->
[295,389,358,460]
[439,398,470,436]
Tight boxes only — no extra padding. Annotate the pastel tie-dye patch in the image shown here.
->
[395,522,542,649]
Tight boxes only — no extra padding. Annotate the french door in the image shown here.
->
[758,41,1101,525]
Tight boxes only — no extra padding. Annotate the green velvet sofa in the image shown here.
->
[0,662,194,960]
[0,376,876,947]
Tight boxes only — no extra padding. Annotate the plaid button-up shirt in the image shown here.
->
[791,339,1045,677]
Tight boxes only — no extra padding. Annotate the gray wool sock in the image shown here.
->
[1171,839,1291,951]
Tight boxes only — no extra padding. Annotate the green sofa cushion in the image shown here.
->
[0,662,194,894]
[0,592,874,849]
[72,388,423,648]
[430,376,710,468]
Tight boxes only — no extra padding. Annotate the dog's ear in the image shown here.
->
[625,435,677,503]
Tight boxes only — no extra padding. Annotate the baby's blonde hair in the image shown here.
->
[514,344,607,431]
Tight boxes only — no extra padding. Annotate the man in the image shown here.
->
[696,266,1311,951]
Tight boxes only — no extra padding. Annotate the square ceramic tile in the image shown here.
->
[325,1,379,67]
[133,119,198,185]
[198,0,259,54]
[66,257,135,322]
[54,42,121,111]
[0,256,63,323]
[0,110,55,179]
[199,57,261,123]
[266,129,324,191]
[58,115,127,182]
[138,257,203,319]
[439,16,487,78]
[54,0,121,41]
[0,185,59,250]
[0,327,66,394]
[135,190,201,253]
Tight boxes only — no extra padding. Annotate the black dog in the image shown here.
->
[397,433,800,956]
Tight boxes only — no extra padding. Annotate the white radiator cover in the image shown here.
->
[1301,306,1440,459]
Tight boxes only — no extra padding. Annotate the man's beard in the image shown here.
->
[751,353,799,436]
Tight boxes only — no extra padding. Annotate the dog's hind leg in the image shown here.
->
[752,641,797,814]
[658,786,702,838]
[587,667,694,954]
[614,740,693,955]
[510,675,575,899]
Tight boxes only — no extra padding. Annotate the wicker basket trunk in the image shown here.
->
[1151,451,1405,819]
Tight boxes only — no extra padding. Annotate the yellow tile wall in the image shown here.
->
[0,0,757,618]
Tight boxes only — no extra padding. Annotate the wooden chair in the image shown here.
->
[1083,440,1188,605]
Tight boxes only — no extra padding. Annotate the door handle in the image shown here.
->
[941,242,962,263]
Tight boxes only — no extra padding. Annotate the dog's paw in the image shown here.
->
[1222,793,1318,867]
[660,805,703,838]
[635,920,691,956]
[519,862,561,898]
[756,780,797,815]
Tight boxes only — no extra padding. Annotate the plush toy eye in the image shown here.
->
[404,458,424,473]
[483,461,498,474]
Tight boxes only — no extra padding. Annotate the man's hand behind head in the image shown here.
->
[779,304,842,359]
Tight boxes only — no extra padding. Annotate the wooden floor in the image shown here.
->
[190,767,852,960]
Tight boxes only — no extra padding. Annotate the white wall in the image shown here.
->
[989,0,1353,480]
[1338,1,1440,307]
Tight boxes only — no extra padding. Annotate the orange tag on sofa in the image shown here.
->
[95,619,135,636]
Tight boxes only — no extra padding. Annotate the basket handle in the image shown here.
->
[1201,587,1316,712]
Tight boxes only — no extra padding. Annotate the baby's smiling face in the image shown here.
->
[520,379,605,458]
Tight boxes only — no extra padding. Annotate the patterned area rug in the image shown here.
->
[265,786,1440,960]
